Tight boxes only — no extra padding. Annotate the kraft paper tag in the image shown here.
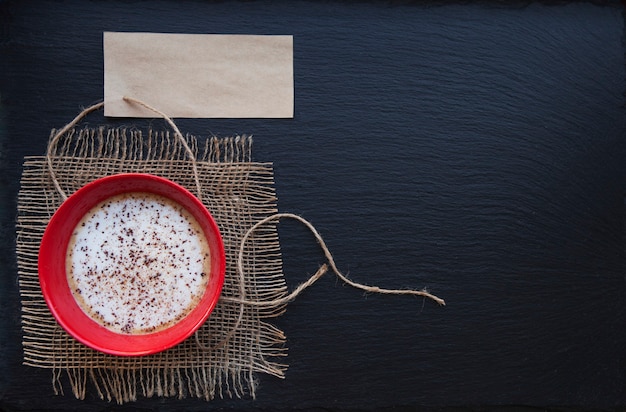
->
[103,32,293,118]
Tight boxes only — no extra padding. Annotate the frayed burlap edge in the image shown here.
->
[16,128,288,403]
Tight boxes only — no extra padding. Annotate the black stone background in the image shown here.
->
[0,1,625,411]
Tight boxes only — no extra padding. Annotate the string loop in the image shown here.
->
[46,102,104,201]
[197,213,445,352]
[226,213,446,307]
[45,98,202,201]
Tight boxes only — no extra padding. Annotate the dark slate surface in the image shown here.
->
[0,1,625,410]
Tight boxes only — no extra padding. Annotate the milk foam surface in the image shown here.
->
[66,192,211,334]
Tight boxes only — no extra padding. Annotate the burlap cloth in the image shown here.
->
[16,128,288,403]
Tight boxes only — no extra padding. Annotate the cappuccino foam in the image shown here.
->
[66,192,211,335]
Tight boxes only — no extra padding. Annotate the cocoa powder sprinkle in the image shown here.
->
[66,192,212,335]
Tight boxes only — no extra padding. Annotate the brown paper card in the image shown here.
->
[104,32,293,118]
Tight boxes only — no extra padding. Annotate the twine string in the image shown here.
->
[45,97,203,201]
[197,214,446,352]
[121,96,202,200]
[199,213,445,352]
[46,102,105,201]
[225,213,446,307]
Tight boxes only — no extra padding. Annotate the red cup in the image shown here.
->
[38,173,225,356]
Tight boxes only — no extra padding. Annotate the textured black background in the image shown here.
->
[0,1,625,411]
